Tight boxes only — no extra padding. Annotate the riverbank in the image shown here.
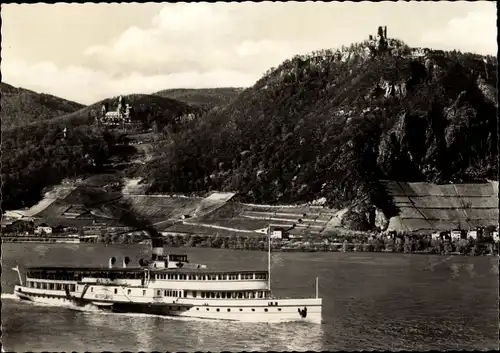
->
[3,232,498,256]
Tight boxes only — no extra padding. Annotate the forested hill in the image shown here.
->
[146,39,498,221]
[1,92,202,211]
[0,82,85,129]
[49,93,204,128]
[153,88,244,111]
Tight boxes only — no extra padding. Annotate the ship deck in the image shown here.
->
[26,266,267,274]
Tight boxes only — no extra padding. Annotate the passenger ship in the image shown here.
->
[12,236,323,323]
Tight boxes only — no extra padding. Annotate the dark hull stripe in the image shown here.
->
[16,291,320,309]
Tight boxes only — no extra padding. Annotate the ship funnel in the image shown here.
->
[151,237,164,259]
[122,256,131,268]
[108,256,117,269]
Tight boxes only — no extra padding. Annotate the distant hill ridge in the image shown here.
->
[154,87,245,110]
[0,82,85,129]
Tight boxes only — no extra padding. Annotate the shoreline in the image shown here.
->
[2,235,498,256]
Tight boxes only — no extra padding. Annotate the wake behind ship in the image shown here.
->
[12,236,322,323]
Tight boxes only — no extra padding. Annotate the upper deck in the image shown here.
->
[26,266,269,282]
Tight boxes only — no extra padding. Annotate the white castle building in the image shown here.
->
[99,96,132,126]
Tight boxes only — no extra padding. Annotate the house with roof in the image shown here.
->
[34,223,53,235]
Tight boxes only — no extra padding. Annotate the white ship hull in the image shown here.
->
[14,285,322,324]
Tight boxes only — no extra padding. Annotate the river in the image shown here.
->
[1,243,498,351]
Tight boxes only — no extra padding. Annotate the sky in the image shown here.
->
[2,1,497,105]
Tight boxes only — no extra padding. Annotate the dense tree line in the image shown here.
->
[145,43,497,227]
[93,232,498,256]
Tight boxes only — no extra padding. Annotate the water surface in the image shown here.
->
[1,243,498,351]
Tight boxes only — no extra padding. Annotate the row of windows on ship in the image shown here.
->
[26,271,268,281]
[153,272,267,281]
[25,281,270,299]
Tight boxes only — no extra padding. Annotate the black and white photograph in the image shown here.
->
[0,1,498,351]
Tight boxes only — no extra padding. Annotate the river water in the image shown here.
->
[1,243,498,351]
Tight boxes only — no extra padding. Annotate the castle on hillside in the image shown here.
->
[98,96,133,126]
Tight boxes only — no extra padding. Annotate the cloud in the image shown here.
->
[3,2,497,105]
[420,7,497,55]
[83,3,319,77]
[3,59,256,105]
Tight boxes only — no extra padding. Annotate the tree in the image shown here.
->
[443,240,453,255]
[384,237,395,252]
[403,236,413,253]
[212,234,222,248]
[455,238,468,254]
[394,237,404,252]
[431,237,443,254]
[342,239,349,252]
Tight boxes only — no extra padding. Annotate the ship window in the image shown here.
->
[216,292,220,299]
[114,288,118,294]
[238,292,243,299]
[244,292,249,299]
[184,291,187,298]
[196,308,199,310]
[90,287,94,293]
[232,292,237,299]
[278,308,282,311]
[239,308,243,311]
[221,292,226,299]
[192,291,197,298]
[259,291,263,298]
[210,292,215,299]
[216,308,220,312]
[157,290,161,296]
[264,308,268,312]
[201,292,205,298]
[143,290,146,296]
[206,308,209,311]
[128,289,131,295]
[250,292,255,299]
[251,308,255,312]
[227,308,231,312]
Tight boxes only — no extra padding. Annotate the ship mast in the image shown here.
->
[267,224,271,293]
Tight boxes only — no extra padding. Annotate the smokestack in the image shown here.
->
[151,237,164,260]
[384,26,387,38]
[122,256,130,268]
[108,256,116,269]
